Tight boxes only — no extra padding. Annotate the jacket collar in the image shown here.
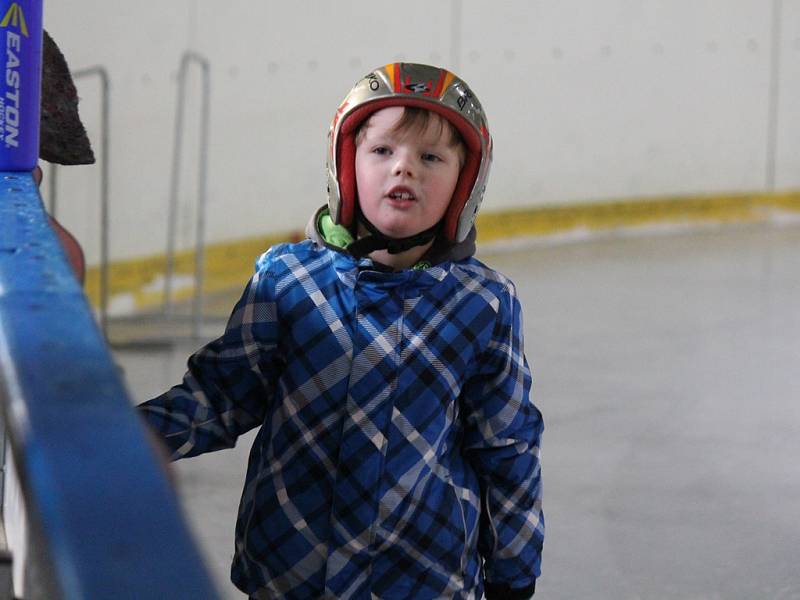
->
[305,205,476,269]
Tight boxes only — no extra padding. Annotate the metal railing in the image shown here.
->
[0,172,219,598]
[163,51,212,339]
[44,52,221,349]
[48,66,112,335]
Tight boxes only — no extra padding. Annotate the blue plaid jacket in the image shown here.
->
[139,235,544,599]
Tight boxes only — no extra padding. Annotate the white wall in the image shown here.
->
[42,0,800,264]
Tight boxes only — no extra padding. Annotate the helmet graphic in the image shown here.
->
[327,63,492,244]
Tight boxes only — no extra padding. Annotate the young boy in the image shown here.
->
[139,63,544,600]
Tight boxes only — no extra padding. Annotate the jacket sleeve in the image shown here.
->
[138,259,281,460]
[461,280,544,596]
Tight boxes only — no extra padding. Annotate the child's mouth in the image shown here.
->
[387,187,417,204]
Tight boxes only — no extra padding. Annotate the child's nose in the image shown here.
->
[392,152,416,177]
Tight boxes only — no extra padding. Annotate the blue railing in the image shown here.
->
[0,172,220,597]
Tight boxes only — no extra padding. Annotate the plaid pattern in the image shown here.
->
[139,241,544,599]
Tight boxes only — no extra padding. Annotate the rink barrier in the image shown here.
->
[83,189,800,315]
[0,172,220,597]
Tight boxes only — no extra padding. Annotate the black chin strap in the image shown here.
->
[346,210,441,259]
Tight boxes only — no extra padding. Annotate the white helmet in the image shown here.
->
[326,62,492,245]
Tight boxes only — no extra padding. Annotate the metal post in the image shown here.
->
[163,58,187,317]
[164,51,211,340]
[72,66,111,335]
[765,0,782,191]
[193,56,211,339]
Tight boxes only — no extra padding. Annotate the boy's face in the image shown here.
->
[355,107,462,240]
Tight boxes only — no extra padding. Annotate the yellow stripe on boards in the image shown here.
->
[476,191,800,243]
[83,233,293,312]
[82,191,800,312]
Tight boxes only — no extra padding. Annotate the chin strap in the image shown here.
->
[345,210,441,259]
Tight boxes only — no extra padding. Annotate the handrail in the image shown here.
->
[72,66,111,336]
[48,66,112,335]
[0,172,220,597]
[164,51,211,340]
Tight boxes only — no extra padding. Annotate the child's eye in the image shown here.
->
[422,153,442,162]
[373,146,391,155]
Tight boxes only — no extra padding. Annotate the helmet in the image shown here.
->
[326,62,492,245]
